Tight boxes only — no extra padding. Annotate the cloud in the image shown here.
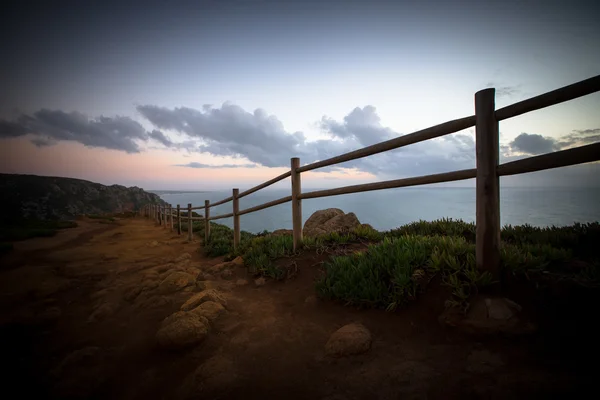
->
[484,82,521,99]
[175,162,258,169]
[0,110,152,152]
[509,133,558,155]
[148,129,173,147]
[138,103,479,178]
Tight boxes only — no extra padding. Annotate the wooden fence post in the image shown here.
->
[204,200,210,242]
[233,188,240,251]
[177,204,181,235]
[163,205,167,229]
[158,206,161,225]
[170,204,174,231]
[291,157,303,251]
[187,203,193,241]
[475,88,501,280]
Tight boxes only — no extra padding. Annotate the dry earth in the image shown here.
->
[0,216,593,399]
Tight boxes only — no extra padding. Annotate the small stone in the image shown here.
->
[221,269,234,280]
[304,295,318,307]
[149,241,159,247]
[485,298,514,320]
[210,261,236,273]
[231,256,244,267]
[235,279,248,286]
[175,253,192,262]
[325,323,372,357]
[254,277,266,287]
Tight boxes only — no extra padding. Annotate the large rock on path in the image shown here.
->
[156,313,209,349]
[304,208,361,237]
[325,323,372,357]
[190,301,227,323]
[158,271,196,294]
[180,289,228,311]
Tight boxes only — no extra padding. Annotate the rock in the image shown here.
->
[161,311,209,329]
[209,261,236,273]
[88,303,118,322]
[360,223,375,231]
[303,208,361,237]
[190,301,227,323]
[196,281,207,290]
[187,354,237,392]
[466,349,504,374]
[254,277,266,287]
[123,286,143,302]
[304,295,318,307]
[156,313,209,349]
[149,241,159,247]
[235,279,248,286]
[439,296,535,335]
[202,273,216,281]
[269,229,293,237]
[181,289,228,311]
[231,256,244,266]
[141,279,159,291]
[137,295,172,309]
[158,271,196,294]
[175,253,192,262]
[221,269,234,280]
[325,323,372,357]
[38,306,62,322]
[185,267,202,280]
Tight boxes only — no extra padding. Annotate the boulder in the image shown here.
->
[190,301,227,323]
[158,271,196,294]
[303,209,361,237]
[231,256,244,267]
[254,277,266,287]
[156,313,209,349]
[325,323,372,357]
[181,289,228,311]
[439,296,536,335]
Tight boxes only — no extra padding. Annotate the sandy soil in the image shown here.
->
[0,216,592,399]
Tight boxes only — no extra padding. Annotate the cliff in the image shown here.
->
[0,173,166,222]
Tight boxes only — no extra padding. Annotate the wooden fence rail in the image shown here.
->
[142,75,600,279]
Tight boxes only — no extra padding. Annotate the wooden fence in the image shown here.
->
[142,75,600,277]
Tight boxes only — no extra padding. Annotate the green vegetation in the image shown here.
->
[87,214,117,222]
[0,219,78,242]
[316,219,600,310]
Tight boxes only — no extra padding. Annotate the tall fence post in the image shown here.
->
[291,157,303,251]
[475,88,501,281]
[233,188,240,251]
[163,205,167,229]
[158,206,162,225]
[187,203,193,241]
[204,200,210,243]
[177,204,181,235]
[169,204,174,231]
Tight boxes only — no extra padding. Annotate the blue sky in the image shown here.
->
[0,0,598,190]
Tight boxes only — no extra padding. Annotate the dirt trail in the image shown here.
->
[0,217,591,399]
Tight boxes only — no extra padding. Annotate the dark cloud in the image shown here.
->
[509,133,558,155]
[175,162,258,169]
[0,110,152,153]
[320,106,394,146]
[148,129,173,147]
[509,128,600,155]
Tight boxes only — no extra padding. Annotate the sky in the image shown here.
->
[0,0,599,191]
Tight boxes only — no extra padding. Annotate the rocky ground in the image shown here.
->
[0,216,592,399]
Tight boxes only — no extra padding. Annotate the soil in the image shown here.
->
[0,216,595,399]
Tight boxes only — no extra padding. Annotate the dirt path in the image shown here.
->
[0,217,591,399]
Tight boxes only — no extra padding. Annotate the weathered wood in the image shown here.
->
[475,88,500,278]
[169,204,174,231]
[190,205,206,210]
[291,157,303,251]
[495,74,600,121]
[187,203,193,241]
[301,169,477,200]
[177,204,181,235]
[163,205,167,229]
[238,171,292,199]
[233,188,240,251]
[208,212,234,221]
[297,115,476,173]
[238,196,292,216]
[204,200,210,242]
[209,196,233,208]
[497,142,600,176]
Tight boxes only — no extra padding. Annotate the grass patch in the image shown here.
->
[0,219,78,241]
[316,219,600,310]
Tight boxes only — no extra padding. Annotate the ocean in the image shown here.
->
[156,187,600,233]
